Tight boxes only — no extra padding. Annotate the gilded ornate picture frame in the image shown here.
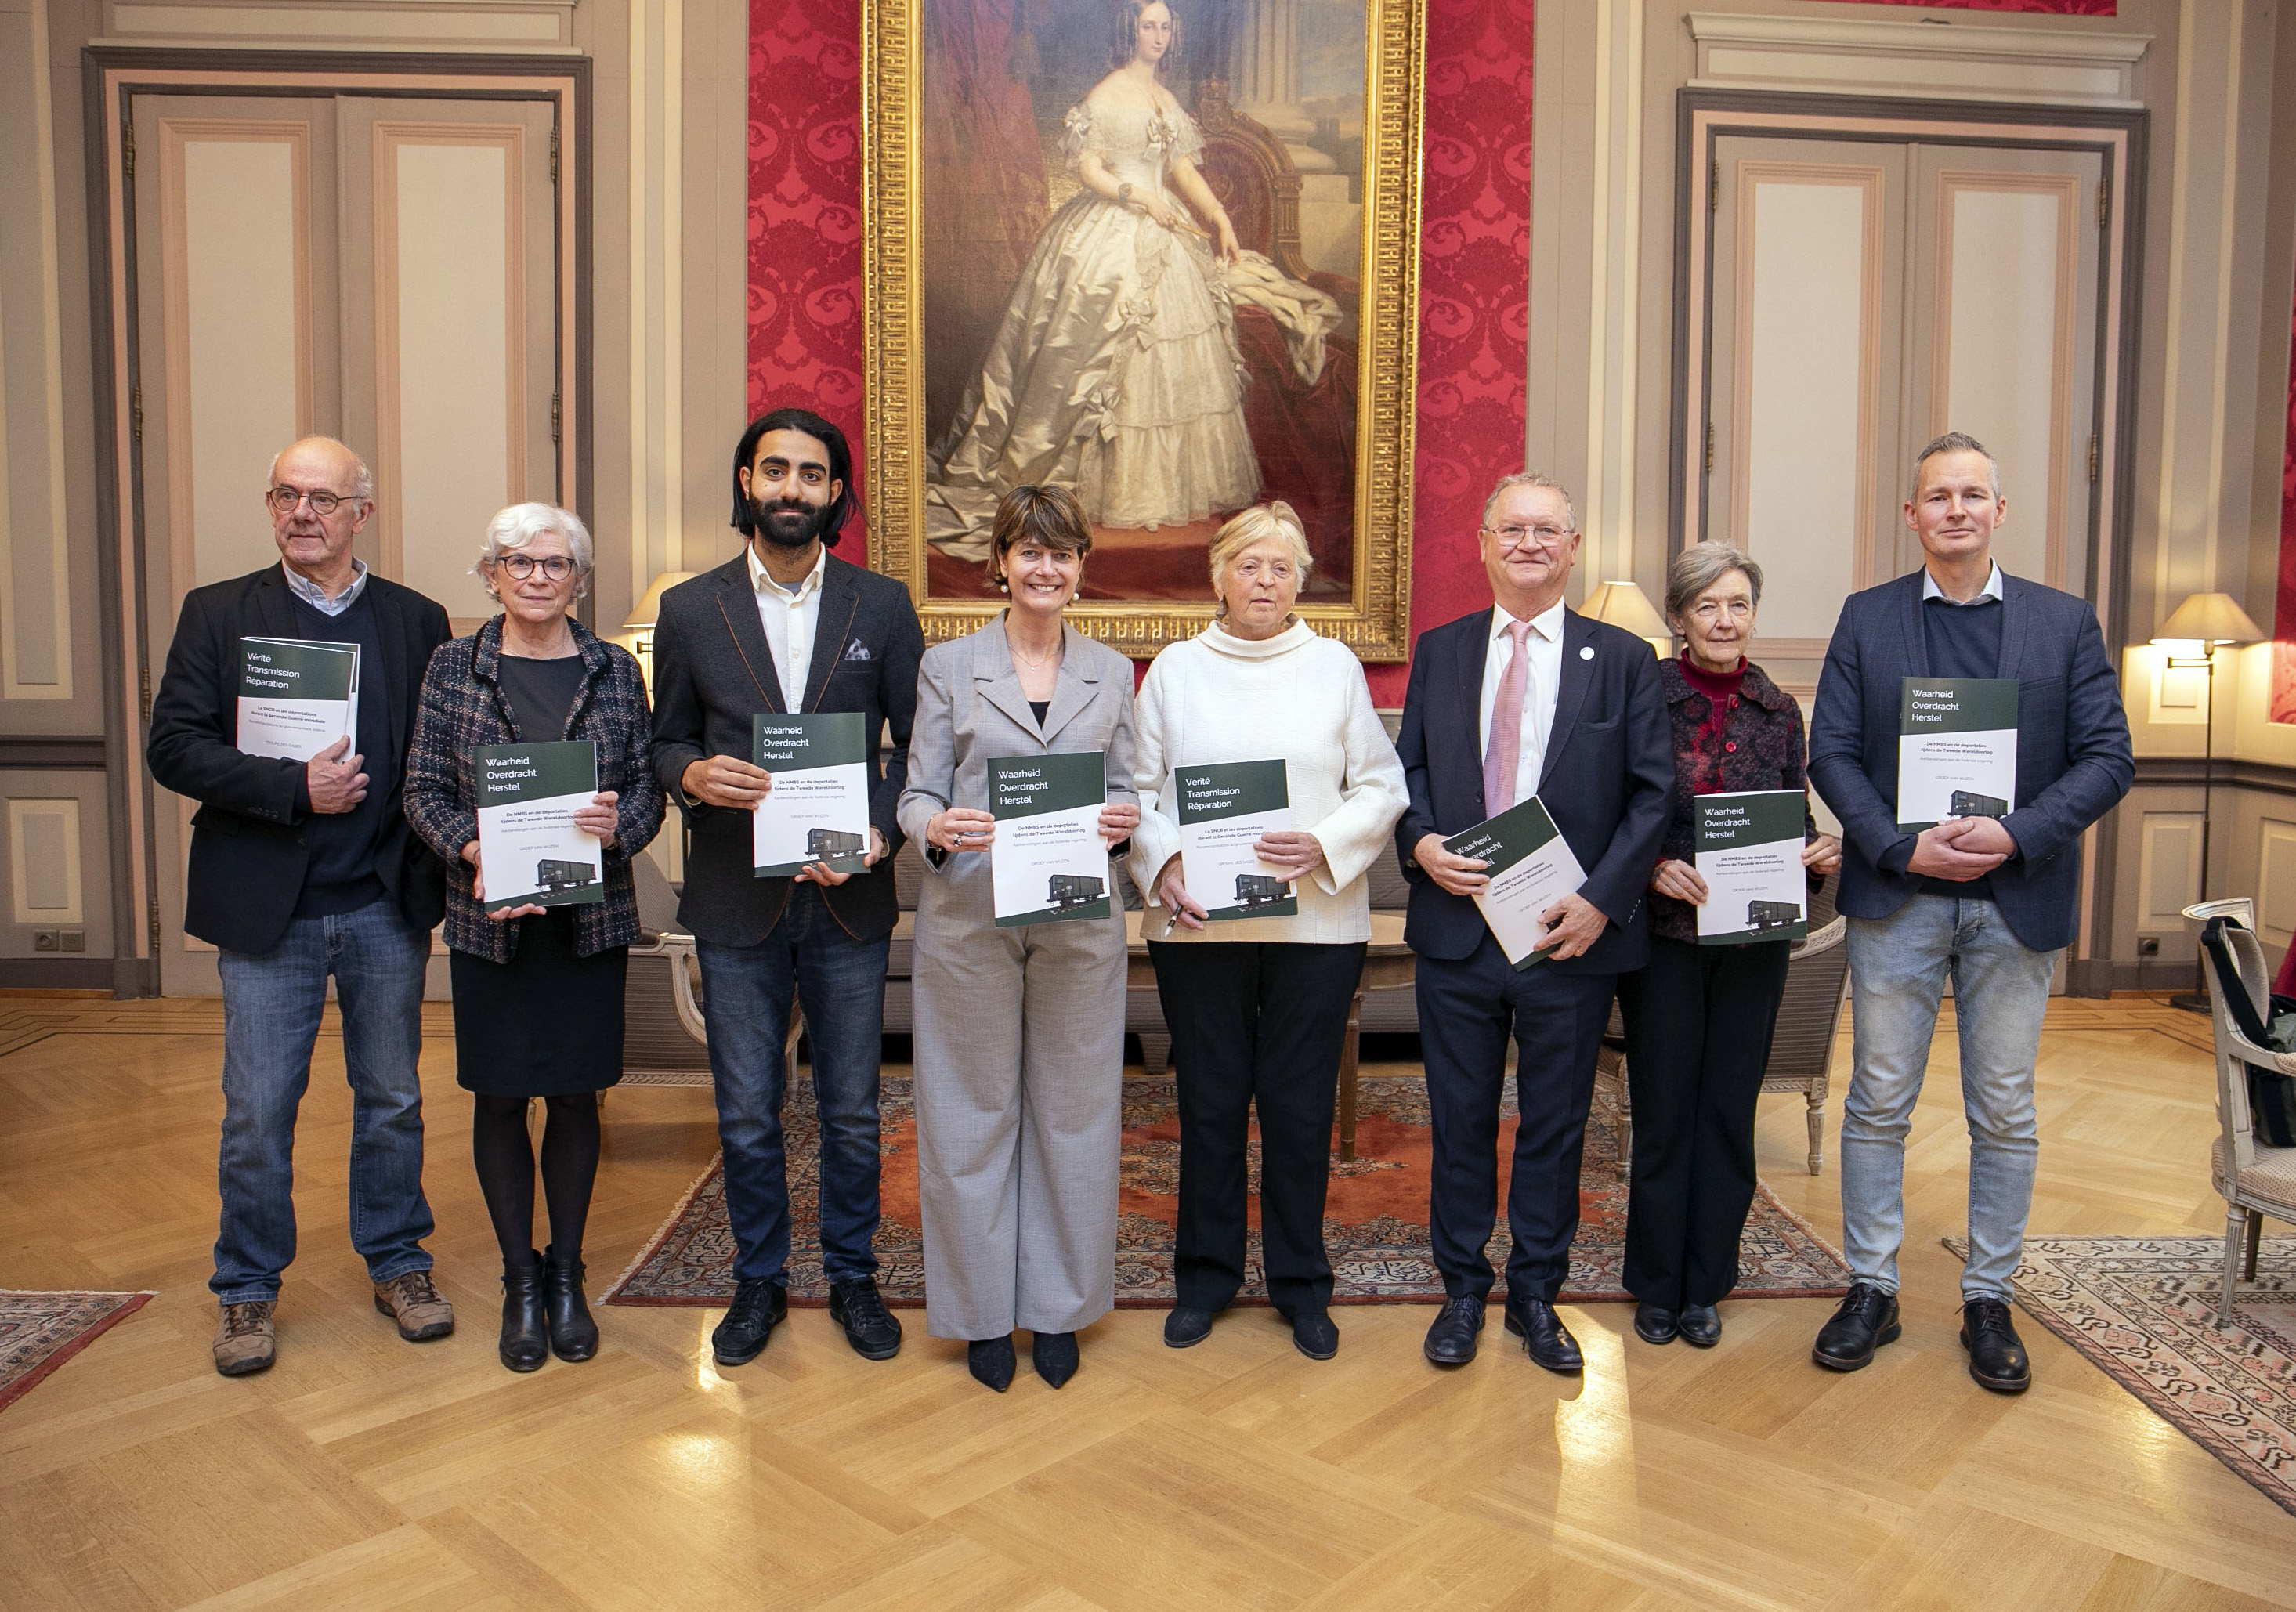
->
[861,0,1423,660]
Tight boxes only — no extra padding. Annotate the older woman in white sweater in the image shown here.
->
[1130,502,1407,1361]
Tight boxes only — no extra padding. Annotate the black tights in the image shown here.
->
[471,1094,601,1263]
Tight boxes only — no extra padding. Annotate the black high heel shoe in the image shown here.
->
[1032,1331,1079,1388]
[499,1250,548,1372]
[968,1335,1016,1392]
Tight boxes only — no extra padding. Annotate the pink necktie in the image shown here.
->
[1484,620,1535,812]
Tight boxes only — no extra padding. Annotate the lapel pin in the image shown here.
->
[1579,645,1595,660]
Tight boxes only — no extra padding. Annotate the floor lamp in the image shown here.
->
[2150,591,2264,1012]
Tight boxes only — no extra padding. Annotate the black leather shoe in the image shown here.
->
[1960,1297,2031,1393]
[1163,1306,1215,1348]
[1676,1303,1721,1349]
[541,1245,598,1362]
[1032,1330,1079,1387]
[1290,1311,1339,1361]
[1423,1294,1485,1365]
[828,1278,902,1361]
[1812,1281,1900,1372]
[1502,1293,1583,1374]
[968,1336,1016,1393]
[1633,1303,1679,1345]
[498,1251,548,1373]
[710,1278,788,1367]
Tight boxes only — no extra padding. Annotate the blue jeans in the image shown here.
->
[212,900,436,1303]
[696,884,891,1284]
[1842,895,2057,1301]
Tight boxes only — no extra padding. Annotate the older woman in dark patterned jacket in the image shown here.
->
[1614,542,1841,1352]
[404,504,663,1372]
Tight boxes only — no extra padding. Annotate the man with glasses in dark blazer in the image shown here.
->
[1397,471,1673,1374]
[148,436,455,1378]
[649,407,924,1368]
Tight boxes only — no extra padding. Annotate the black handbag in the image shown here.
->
[2200,916,2296,1149]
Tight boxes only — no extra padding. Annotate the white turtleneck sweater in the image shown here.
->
[1128,620,1407,945]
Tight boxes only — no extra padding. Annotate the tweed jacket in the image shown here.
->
[1647,656,1820,945]
[404,616,665,963]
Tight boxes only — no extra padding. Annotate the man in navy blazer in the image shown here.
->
[1806,432,2131,1394]
[1396,472,1673,1371]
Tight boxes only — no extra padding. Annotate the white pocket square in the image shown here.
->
[843,640,871,662]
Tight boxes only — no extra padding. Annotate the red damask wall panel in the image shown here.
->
[747,0,870,555]
[2269,269,2296,723]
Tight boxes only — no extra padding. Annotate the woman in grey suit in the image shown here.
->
[898,485,1141,1393]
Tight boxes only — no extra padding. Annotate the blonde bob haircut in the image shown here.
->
[1207,501,1311,617]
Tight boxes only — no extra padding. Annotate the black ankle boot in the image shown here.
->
[499,1250,548,1372]
[542,1244,598,1362]
[968,1336,1016,1393]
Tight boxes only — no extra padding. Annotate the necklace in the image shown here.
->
[1007,630,1062,672]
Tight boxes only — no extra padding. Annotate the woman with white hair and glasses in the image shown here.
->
[404,503,663,1372]
[1616,541,1839,1350]
[1129,501,1406,1361]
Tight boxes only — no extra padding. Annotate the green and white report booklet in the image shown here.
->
[1897,677,2017,831]
[474,741,604,913]
[1443,795,1587,968]
[236,638,360,761]
[751,712,870,877]
[1173,757,1297,921]
[1692,790,1808,945]
[988,751,1111,927]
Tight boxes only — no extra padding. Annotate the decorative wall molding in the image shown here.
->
[1684,13,2150,108]
[100,2,577,54]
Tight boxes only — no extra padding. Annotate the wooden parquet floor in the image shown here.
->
[0,992,2290,1610]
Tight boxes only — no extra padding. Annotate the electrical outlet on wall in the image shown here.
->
[2138,936,2161,957]
[31,930,60,952]
[58,930,84,953]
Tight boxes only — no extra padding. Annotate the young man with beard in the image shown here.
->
[649,408,924,1366]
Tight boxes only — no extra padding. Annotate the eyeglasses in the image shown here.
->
[1482,523,1573,550]
[1685,598,1754,624]
[267,485,356,516]
[495,554,576,581]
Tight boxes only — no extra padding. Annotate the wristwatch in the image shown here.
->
[1118,182,1135,204]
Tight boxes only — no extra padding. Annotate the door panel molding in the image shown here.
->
[84,48,589,995]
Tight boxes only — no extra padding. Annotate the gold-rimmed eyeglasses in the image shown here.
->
[1481,522,1572,551]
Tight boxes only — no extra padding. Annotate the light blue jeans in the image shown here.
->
[1842,894,2058,1301]
[212,900,436,1303]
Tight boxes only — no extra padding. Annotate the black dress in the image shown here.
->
[450,652,629,1098]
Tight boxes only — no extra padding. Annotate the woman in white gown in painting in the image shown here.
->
[927,0,1334,560]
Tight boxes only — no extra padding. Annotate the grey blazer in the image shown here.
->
[896,620,1141,899]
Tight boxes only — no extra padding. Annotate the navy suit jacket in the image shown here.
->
[1395,606,1675,973]
[1806,568,2131,953]
[648,549,924,945]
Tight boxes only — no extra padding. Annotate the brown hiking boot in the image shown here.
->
[373,1270,455,1341]
[214,1299,277,1376]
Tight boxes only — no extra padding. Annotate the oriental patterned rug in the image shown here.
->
[1949,1234,2296,1520]
[0,1290,154,1413]
[606,1074,1852,1307]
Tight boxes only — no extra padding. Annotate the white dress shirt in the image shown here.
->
[1921,560,2005,605]
[1477,599,1567,801]
[747,542,826,705]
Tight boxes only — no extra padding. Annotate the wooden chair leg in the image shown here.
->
[1806,1096,1824,1175]
[1338,986,1365,1162]
[2222,1206,2246,1325]
[2244,1208,2264,1280]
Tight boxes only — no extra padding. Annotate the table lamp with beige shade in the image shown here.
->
[622,570,697,689]
[1580,579,1672,657]
[2152,591,2265,1012]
